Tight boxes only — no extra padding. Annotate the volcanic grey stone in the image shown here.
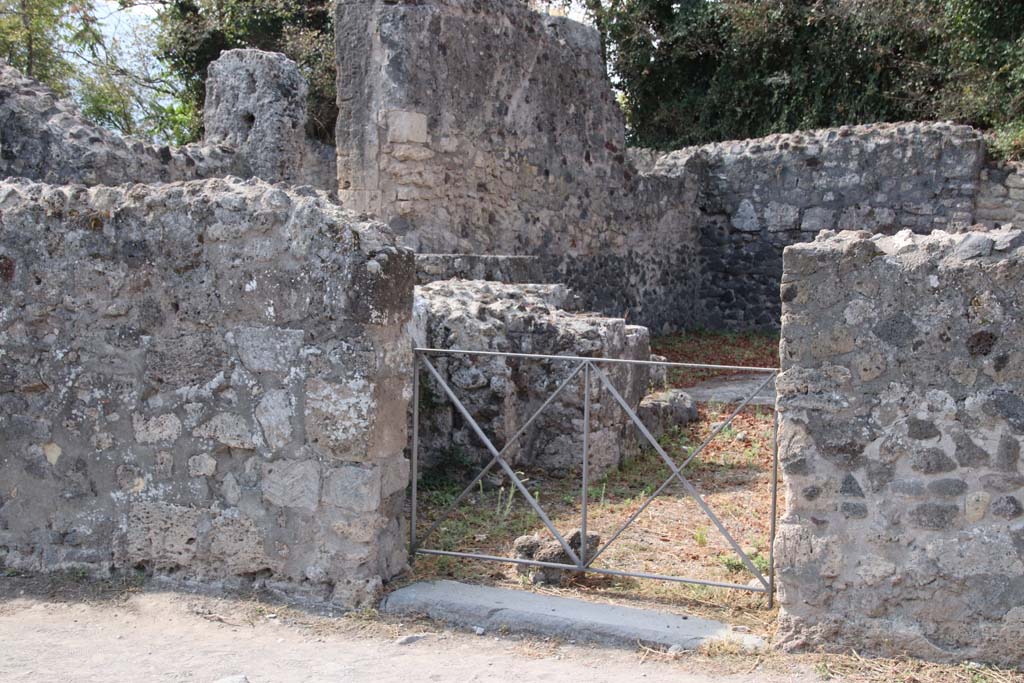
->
[955,233,994,259]
[380,580,764,651]
[907,503,960,530]
[637,389,698,440]
[992,496,1024,520]
[840,474,865,498]
[841,502,868,519]
[512,529,600,586]
[911,449,959,475]
[928,479,969,498]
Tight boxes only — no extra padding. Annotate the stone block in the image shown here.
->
[256,389,294,451]
[195,414,257,450]
[188,454,217,478]
[261,459,321,512]
[124,502,202,569]
[304,378,374,458]
[386,111,429,144]
[323,464,382,513]
[235,327,304,373]
[133,414,182,445]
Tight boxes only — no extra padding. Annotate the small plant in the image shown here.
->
[693,526,709,547]
[495,485,517,517]
[717,551,770,575]
[718,554,746,573]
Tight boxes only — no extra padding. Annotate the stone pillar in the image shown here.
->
[774,227,1024,666]
[204,49,309,183]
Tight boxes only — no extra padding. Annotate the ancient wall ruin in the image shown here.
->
[646,122,987,329]
[0,178,413,606]
[0,50,336,193]
[331,0,1024,334]
[334,0,703,333]
[773,228,1024,666]
[413,280,655,478]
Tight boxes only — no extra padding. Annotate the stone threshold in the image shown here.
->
[380,580,765,651]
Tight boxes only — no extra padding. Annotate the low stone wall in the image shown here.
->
[774,228,1024,666]
[646,122,987,329]
[0,178,414,607]
[415,254,553,286]
[413,280,655,478]
[976,161,1024,227]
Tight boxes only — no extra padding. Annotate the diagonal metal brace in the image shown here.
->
[413,360,586,551]
[588,371,778,564]
[419,355,581,566]
[589,364,770,589]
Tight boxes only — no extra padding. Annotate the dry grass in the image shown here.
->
[408,399,779,632]
[406,331,1024,681]
[652,329,780,387]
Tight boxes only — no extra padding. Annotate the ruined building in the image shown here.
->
[2,0,1024,667]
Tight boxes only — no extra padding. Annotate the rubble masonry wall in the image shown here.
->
[0,178,414,607]
[774,227,1024,665]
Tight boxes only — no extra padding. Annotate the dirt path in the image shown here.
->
[0,577,816,683]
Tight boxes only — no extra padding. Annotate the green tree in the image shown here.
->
[0,0,102,95]
[0,1,196,144]
[574,0,1024,157]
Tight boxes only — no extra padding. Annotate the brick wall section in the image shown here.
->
[774,227,1024,666]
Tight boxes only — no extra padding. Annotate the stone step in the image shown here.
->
[380,580,765,651]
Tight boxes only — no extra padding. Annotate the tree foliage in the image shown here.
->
[0,0,102,95]
[576,0,1024,156]
[0,1,198,144]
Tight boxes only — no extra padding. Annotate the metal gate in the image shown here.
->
[409,347,780,607]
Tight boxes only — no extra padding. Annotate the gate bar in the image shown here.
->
[592,364,770,589]
[419,355,582,566]
[413,360,586,552]
[416,347,776,373]
[417,549,768,593]
[580,361,591,568]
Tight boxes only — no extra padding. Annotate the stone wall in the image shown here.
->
[0,51,336,192]
[413,280,655,478]
[646,122,988,329]
[976,161,1024,227]
[773,227,1024,666]
[332,0,1024,334]
[0,178,414,607]
[415,254,553,286]
[335,0,627,254]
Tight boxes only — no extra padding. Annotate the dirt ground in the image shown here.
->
[3,573,1023,682]
[0,574,818,683]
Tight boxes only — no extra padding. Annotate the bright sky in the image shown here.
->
[94,1,156,42]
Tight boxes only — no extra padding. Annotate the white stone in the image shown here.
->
[261,459,320,511]
[195,413,256,450]
[323,464,382,513]
[386,110,429,144]
[234,327,304,373]
[731,199,760,232]
[188,454,217,477]
[133,413,182,445]
[256,389,294,451]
